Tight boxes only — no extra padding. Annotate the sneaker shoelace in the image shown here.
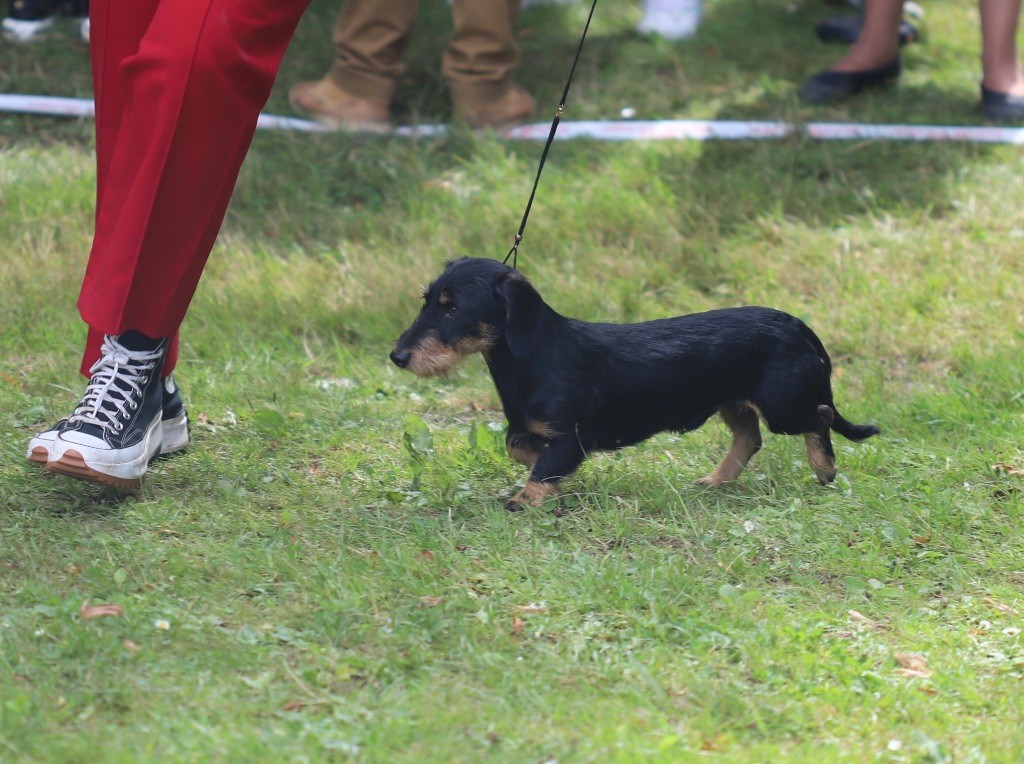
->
[67,336,165,438]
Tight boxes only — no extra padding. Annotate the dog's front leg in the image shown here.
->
[505,430,548,467]
[505,436,586,512]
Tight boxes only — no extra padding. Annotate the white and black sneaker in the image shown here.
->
[31,333,174,489]
[2,0,56,41]
[27,373,190,468]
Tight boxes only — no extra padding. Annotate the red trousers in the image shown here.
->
[79,0,310,377]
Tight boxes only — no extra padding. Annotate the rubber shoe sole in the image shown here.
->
[27,369,190,469]
[46,449,146,491]
[46,414,163,490]
[27,410,189,467]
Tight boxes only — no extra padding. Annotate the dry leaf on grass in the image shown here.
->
[848,609,889,631]
[80,601,123,620]
[511,615,526,634]
[984,596,1020,615]
[992,462,1024,476]
[418,596,445,608]
[513,603,548,614]
[894,652,932,679]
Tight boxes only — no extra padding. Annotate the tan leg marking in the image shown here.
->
[506,480,559,511]
[697,404,762,486]
[804,432,837,484]
[527,420,560,439]
[507,439,545,467]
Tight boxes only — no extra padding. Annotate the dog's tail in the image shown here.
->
[829,409,880,442]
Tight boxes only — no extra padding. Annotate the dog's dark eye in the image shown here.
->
[444,303,460,318]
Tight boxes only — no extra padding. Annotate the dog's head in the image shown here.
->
[390,257,545,377]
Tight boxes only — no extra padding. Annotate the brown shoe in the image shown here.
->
[288,78,391,134]
[453,85,535,130]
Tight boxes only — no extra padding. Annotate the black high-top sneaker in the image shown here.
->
[2,0,57,41]
[45,333,170,489]
[27,373,190,467]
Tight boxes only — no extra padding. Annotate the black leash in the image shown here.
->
[503,0,598,270]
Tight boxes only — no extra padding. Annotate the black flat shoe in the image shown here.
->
[798,57,901,104]
[981,84,1024,123]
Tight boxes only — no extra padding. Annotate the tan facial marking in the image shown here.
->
[404,334,464,378]
[404,326,496,378]
[453,323,497,356]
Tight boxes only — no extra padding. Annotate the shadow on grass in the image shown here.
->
[9,476,139,517]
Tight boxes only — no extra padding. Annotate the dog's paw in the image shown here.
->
[505,480,558,511]
[505,498,527,512]
[695,475,730,487]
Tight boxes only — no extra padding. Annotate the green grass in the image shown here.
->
[3,0,1024,760]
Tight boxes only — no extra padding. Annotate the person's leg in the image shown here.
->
[34,0,310,487]
[288,0,418,131]
[83,0,180,380]
[825,0,903,73]
[446,0,533,127]
[979,0,1024,120]
[981,0,1024,94]
[79,0,310,346]
[798,0,903,104]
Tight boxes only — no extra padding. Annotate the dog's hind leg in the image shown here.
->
[804,405,837,484]
[697,404,762,486]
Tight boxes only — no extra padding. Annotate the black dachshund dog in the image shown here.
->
[390,258,879,511]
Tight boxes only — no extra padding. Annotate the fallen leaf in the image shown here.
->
[511,615,525,634]
[80,601,123,620]
[513,603,548,614]
[281,700,306,712]
[419,596,444,608]
[984,596,1020,615]
[420,549,435,561]
[122,640,140,652]
[894,652,932,679]
[848,609,888,631]
[992,462,1024,476]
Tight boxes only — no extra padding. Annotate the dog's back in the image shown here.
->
[560,307,835,448]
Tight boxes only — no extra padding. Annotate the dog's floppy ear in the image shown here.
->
[496,270,543,358]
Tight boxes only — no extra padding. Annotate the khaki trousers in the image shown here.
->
[327,0,521,105]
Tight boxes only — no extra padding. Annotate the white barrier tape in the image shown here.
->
[806,121,1024,144]
[5,94,1024,144]
[502,119,795,141]
[503,118,1024,143]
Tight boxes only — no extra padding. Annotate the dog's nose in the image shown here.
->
[390,348,411,368]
